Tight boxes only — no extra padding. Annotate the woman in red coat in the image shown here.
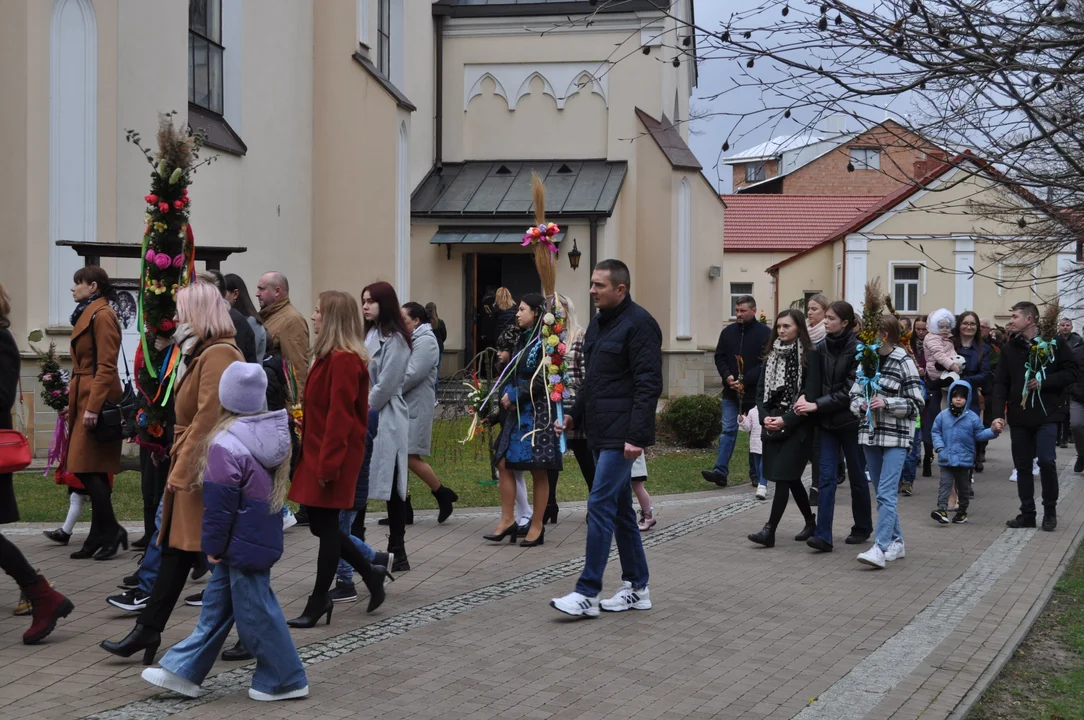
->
[287,291,390,626]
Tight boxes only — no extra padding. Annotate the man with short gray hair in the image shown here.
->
[257,272,310,396]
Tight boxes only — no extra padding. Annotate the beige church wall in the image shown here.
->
[722,251,791,323]
[865,239,955,316]
[403,1,434,190]
[775,244,834,312]
[634,131,674,344]
[688,174,726,348]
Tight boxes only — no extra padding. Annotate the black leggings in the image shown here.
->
[567,438,596,491]
[139,447,170,538]
[768,481,814,528]
[306,506,374,596]
[0,534,38,588]
[77,472,120,551]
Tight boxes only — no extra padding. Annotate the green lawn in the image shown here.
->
[14,418,749,523]
[969,539,1084,720]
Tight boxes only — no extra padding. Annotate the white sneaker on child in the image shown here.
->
[142,668,200,698]
[1009,469,1018,482]
[885,540,906,561]
[755,485,768,500]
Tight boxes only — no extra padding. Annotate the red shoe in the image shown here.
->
[23,575,74,645]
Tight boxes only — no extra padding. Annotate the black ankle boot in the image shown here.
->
[287,594,333,628]
[100,623,162,665]
[93,527,129,561]
[359,564,391,613]
[432,485,458,524]
[795,515,816,541]
[748,524,776,547]
[387,542,410,573]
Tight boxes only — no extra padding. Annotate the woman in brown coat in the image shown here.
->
[101,282,243,664]
[64,267,126,561]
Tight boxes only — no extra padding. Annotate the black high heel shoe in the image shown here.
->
[483,523,519,544]
[519,527,545,548]
[362,564,394,613]
[93,527,129,561]
[70,540,103,560]
[100,623,162,665]
[543,505,559,525]
[287,594,334,628]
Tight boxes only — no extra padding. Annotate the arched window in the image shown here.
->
[677,177,692,338]
[396,121,410,298]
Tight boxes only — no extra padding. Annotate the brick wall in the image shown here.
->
[732,159,780,191]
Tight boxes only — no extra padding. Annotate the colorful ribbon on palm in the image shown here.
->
[1022,337,1056,410]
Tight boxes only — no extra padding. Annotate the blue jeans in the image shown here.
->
[336,509,377,585]
[751,452,764,487]
[160,563,307,695]
[900,429,921,483]
[864,446,906,552]
[1009,422,1059,515]
[815,428,873,543]
[712,397,740,476]
[575,450,649,597]
[137,499,164,595]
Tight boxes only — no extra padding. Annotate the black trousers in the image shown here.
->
[305,506,373,596]
[139,447,170,538]
[0,534,38,588]
[138,546,199,632]
[768,481,814,528]
[77,472,120,551]
[568,438,596,490]
[385,483,407,551]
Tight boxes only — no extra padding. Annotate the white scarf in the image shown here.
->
[761,338,802,406]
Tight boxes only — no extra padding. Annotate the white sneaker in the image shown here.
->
[142,668,201,698]
[1009,469,1018,482]
[550,591,600,617]
[885,540,906,561]
[1032,459,1040,476]
[600,582,652,612]
[755,485,768,500]
[857,545,886,569]
[249,685,309,702]
[282,509,298,531]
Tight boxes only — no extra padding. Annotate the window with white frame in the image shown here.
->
[745,162,766,183]
[730,283,754,317]
[849,147,880,171]
[189,0,223,114]
[893,266,920,313]
[376,0,391,77]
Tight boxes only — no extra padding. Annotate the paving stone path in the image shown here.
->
[1,439,1081,720]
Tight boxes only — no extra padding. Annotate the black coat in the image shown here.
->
[570,295,663,450]
[0,328,20,524]
[992,333,1080,427]
[713,320,771,411]
[812,330,859,430]
[757,347,822,483]
[230,308,257,363]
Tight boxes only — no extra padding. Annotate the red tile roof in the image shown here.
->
[722,195,880,251]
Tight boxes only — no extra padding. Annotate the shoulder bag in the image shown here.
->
[90,311,139,444]
[0,379,31,473]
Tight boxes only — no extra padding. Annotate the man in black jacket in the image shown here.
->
[551,260,662,618]
[1055,318,1083,448]
[702,295,770,487]
[991,301,1079,531]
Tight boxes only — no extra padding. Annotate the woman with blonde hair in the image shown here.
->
[493,287,517,339]
[140,361,307,701]
[102,282,244,664]
[288,291,390,626]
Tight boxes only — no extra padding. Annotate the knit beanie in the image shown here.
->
[219,361,268,415]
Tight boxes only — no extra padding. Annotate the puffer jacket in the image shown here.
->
[812,329,859,430]
[201,409,292,572]
[570,295,663,450]
[931,380,996,467]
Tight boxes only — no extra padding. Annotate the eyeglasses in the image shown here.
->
[961,321,978,327]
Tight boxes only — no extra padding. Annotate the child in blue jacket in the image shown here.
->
[141,362,307,702]
[931,380,999,525]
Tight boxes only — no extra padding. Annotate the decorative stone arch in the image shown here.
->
[465,72,510,110]
[463,63,610,112]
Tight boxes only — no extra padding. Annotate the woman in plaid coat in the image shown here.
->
[849,315,925,570]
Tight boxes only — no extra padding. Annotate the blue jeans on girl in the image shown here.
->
[863,446,906,552]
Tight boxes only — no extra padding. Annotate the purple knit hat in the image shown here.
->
[219,361,268,415]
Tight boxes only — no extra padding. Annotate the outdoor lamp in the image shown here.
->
[567,238,582,271]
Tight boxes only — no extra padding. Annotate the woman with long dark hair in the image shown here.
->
[955,310,991,481]
[361,282,412,572]
[747,309,821,548]
[794,301,873,550]
[288,291,389,626]
[225,274,267,361]
[484,293,562,548]
[64,266,126,560]
[911,315,935,477]
[0,283,75,643]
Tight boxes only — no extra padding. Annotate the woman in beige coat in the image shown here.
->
[101,282,242,665]
[64,267,125,561]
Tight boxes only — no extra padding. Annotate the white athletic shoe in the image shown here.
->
[282,510,298,531]
[755,484,768,500]
[1032,459,1040,476]
[857,545,886,569]
[885,540,906,562]
[1009,469,1018,482]
[142,668,201,698]
[249,686,309,702]
[600,582,652,612]
[550,591,600,617]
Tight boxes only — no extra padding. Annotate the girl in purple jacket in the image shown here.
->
[141,362,307,702]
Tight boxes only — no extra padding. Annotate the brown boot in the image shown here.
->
[23,575,74,645]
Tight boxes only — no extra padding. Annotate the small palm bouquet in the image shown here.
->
[854,281,885,427]
[1023,301,1060,409]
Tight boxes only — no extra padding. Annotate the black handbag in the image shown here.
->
[89,311,139,444]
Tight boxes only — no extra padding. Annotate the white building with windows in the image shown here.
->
[0,0,726,455]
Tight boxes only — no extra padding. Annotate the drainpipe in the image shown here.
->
[771,269,779,318]
[841,236,847,303]
[434,13,444,172]
[589,217,599,314]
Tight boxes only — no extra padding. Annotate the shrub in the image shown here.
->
[660,394,722,448]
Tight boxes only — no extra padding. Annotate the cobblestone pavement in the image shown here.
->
[2,439,1082,720]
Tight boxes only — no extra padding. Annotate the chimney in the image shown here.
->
[913,159,931,179]
[819,113,848,135]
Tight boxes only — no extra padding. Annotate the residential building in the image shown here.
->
[0,0,726,455]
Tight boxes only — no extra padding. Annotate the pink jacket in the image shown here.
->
[738,406,762,455]
[923,333,957,380]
